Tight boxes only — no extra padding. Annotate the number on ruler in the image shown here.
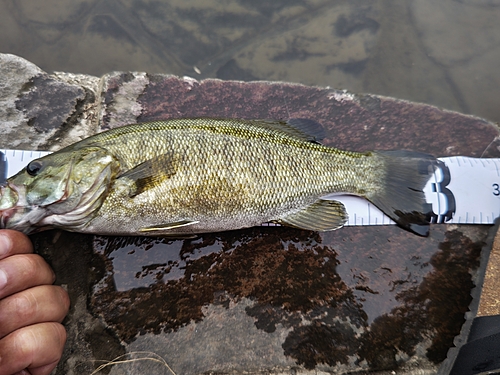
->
[493,183,500,196]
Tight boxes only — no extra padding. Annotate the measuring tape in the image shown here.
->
[1,149,499,226]
[1,150,51,180]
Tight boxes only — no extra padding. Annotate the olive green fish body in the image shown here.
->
[0,118,436,236]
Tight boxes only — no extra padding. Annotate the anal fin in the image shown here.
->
[277,199,347,231]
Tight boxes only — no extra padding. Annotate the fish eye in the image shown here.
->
[26,160,43,176]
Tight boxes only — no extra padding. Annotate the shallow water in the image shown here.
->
[1,0,499,123]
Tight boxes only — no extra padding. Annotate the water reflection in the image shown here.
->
[94,229,330,293]
[90,228,364,342]
[94,236,227,290]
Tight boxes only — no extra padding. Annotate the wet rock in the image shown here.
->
[88,226,492,374]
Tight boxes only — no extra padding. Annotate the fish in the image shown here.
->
[0,118,437,236]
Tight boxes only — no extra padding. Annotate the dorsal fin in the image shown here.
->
[252,118,325,143]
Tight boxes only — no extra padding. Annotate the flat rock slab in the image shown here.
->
[2,54,500,374]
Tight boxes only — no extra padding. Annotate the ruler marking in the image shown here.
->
[494,159,500,177]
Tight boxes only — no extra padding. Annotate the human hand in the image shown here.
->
[0,230,70,375]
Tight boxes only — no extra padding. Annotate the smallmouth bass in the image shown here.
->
[0,118,437,236]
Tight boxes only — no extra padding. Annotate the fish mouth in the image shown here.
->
[0,206,18,229]
[0,182,19,225]
[0,183,49,234]
[0,183,20,228]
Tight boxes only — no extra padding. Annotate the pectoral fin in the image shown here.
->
[118,153,178,197]
[277,199,347,231]
[139,220,200,232]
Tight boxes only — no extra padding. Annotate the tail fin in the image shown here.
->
[369,150,437,236]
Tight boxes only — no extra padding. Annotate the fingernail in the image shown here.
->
[0,233,10,258]
[0,268,7,290]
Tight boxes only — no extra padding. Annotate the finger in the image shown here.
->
[0,285,69,339]
[0,230,33,260]
[0,322,66,375]
[0,254,55,299]
[27,361,62,375]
